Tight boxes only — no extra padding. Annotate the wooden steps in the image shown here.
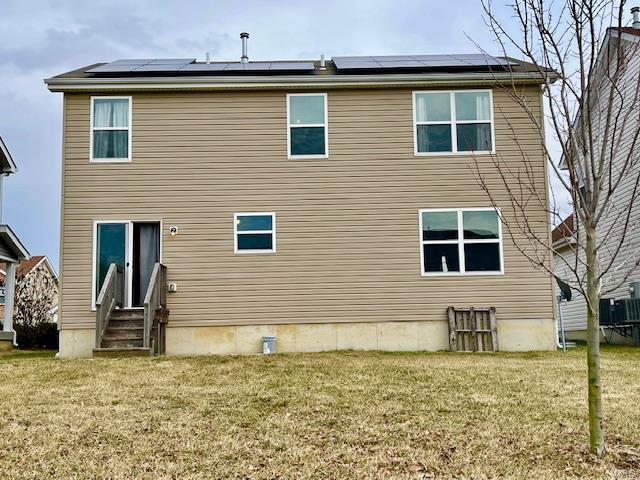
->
[93,309,151,357]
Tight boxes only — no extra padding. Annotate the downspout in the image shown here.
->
[556,295,567,351]
[0,172,5,223]
[2,262,17,346]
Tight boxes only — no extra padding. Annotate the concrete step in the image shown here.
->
[93,347,151,358]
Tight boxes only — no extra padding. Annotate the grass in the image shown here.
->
[0,347,638,479]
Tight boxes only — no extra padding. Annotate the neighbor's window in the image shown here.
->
[287,93,328,157]
[414,91,493,154]
[419,208,502,275]
[91,97,131,161]
[234,213,276,253]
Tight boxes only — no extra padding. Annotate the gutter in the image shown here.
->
[45,71,557,92]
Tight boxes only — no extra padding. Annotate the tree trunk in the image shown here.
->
[585,224,605,456]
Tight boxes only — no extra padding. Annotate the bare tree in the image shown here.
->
[479,0,640,456]
[13,264,57,346]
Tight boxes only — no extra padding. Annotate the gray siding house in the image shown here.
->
[0,137,31,349]
[554,18,640,344]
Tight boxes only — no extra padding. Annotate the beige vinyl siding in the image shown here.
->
[59,86,553,330]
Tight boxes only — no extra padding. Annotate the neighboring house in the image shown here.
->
[46,35,559,357]
[0,255,59,324]
[0,137,31,349]
[554,13,640,345]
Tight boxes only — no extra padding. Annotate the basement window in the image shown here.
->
[287,93,328,158]
[413,90,494,155]
[419,208,503,276]
[91,96,132,162]
[234,213,276,253]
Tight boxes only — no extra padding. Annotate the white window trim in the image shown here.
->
[90,96,133,163]
[286,93,329,159]
[91,219,163,310]
[412,90,495,156]
[418,207,504,277]
[234,212,276,254]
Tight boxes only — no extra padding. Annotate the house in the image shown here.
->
[554,10,640,345]
[0,137,31,350]
[46,35,559,357]
[0,255,59,324]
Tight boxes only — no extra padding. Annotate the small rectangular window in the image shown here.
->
[91,97,131,161]
[413,90,493,155]
[419,208,503,276]
[287,93,328,158]
[234,213,276,253]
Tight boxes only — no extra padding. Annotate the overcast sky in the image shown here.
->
[0,0,568,270]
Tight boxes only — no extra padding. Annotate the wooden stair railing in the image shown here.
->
[143,263,168,355]
[95,263,124,348]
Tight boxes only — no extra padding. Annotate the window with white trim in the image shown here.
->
[234,213,276,253]
[419,208,503,275]
[287,93,328,158]
[91,96,131,161]
[413,90,493,154]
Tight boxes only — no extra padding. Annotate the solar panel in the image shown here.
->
[148,58,197,64]
[269,62,315,71]
[331,60,379,69]
[371,55,418,62]
[134,63,193,72]
[178,63,230,71]
[377,60,424,68]
[86,64,140,73]
[88,59,316,75]
[223,62,273,71]
[86,58,196,74]
[108,59,155,65]
[333,54,517,71]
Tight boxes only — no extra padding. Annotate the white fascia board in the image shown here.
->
[45,71,557,93]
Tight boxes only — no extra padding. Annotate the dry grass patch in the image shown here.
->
[0,346,638,479]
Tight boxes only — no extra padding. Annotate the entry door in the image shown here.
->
[95,222,129,307]
[132,222,161,307]
[95,221,160,309]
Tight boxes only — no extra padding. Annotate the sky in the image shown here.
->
[0,0,568,270]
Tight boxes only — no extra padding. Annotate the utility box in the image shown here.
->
[262,336,276,354]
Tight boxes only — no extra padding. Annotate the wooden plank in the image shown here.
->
[490,307,498,352]
[447,306,457,352]
[470,307,478,352]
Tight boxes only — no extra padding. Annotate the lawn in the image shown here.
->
[0,347,638,479]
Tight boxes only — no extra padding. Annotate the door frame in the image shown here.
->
[91,219,163,310]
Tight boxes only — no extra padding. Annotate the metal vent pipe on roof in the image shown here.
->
[632,7,640,29]
[240,32,249,63]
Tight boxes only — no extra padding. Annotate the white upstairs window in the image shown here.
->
[413,90,494,155]
[91,96,132,162]
[287,93,328,158]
